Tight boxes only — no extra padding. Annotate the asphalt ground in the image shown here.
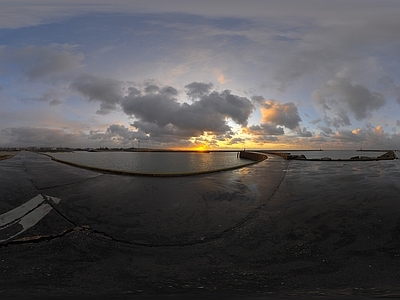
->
[1,151,400,299]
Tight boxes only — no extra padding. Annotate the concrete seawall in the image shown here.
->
[41,151,260,177]
[239,151,268,161]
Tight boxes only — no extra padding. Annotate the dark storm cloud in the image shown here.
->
[121,82,254,139]
[71,73,123,114]
[88,124,147,144]
[122,93,178,127]
[4,44,83,80]
[1,127,76,146]
[199,90,254,126]
[71,76,253,141]
[131,120,200,140]
[106,124,136,139]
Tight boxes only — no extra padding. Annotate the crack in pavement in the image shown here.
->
[21,152,103,191]
[35,175,104,191]
[5,154,290,248]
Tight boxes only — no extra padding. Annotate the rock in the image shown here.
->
[320,157,332,161]
[378,150,397,160]
[360,156,372,160]
[286,155,298,160]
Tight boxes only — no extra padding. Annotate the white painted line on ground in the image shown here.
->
[0,194,61,243]
[0,194,44,228]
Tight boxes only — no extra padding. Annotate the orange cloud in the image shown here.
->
[260,99,301,130]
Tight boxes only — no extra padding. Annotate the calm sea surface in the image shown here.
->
[49,151,253,174]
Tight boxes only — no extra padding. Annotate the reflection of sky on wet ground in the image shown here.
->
[273,158,400,213]
[265,157,400,256]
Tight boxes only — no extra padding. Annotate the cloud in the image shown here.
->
[326,77,386,121]
[321,125,400,149]
[244,99,304,140]
[1,127,78,147]
[106,124,141,140]
[88,124,146,145]
[3,1,400,30]
[121,89,182,127]
[246,124,284,136]
[323,111,351,129]
[227,137,246,146]
[296,127,312,137]
[318,125,333,136]
[313,76,386,131]
[130,120,199,140]
[260,99,302,130]
[4,44,84,80]
[70,76,254,142]
[71,73,123,114]
[377,76,400,106]
[121,82,254,140]
[49,99,63,106]
[185,82,213,99]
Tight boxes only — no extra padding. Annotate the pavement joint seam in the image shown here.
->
[76,159,291,248]
[93,158,292,248]
[21,151,104,191]
[199,160,290,242]
[4,154,291,249]
[35,174,104,190]
[41,194,77,226]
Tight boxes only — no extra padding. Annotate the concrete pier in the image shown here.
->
[1,151,400,298]
[239,150,267,161]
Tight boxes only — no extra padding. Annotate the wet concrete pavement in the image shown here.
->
[1,151,400,298]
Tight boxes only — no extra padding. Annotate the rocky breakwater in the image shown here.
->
[285,150,397,161]
[350,150,398,161]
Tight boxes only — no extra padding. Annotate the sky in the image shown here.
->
[1,0,400,150]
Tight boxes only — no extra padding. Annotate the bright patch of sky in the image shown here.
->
[1,0,400,150]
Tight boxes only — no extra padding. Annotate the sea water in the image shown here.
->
[49,151,252,174]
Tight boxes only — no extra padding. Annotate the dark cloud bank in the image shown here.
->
[70,75,257,145]
[68,74,314,148]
